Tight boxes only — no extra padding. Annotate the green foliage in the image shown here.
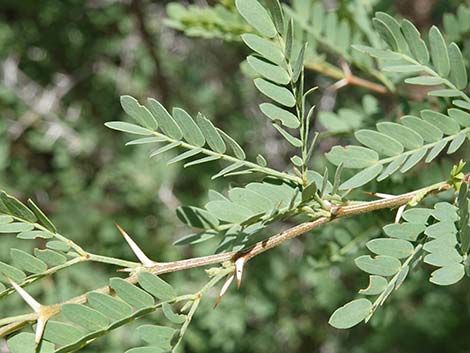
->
[2,1,470,353]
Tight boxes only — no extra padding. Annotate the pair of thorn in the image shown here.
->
[328,61,353,91]
[214,256,246,308]
[2,275,52,344]
[365,192,407,223]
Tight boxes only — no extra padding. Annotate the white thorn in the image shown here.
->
[6,276,41,312]
[35,317,46,344]
[235,257,245,288]
[214,274,234,308]
[115,223,155,267]
[374,192,395,199]
[395,204,406,223]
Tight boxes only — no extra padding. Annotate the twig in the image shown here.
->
[130,0,170,105]
[305,61,388,94]
[0,178,452,336]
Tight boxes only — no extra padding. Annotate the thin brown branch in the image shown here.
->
[305,61,388,94]
[0,178,452,336]
[130,0,170,105]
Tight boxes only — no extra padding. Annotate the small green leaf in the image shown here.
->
[339,164,382,190]
[138,272,176,301]
[0,215,13,224]
[254,78,296,107]
[11,249,47,274]
[162,302,186,324]
[424,248,463,267]
[17,230,53,240]
[0,192,36,222]
[401,19,429,63]
[0,223,34,233]
[167,149,201,165]
[430,264,465,286]
[272,124,302,147]
[120,95,157,130]
[217,129,246,160]
[34,249,67,266]
[448,42,467,90]
[8,332,54,353]
[27,199,56,233]
[400,148,427,173]
[425,221,457,239]
[372,18,398,51]
[173,231,217,246]
[196,114,226,153]
[428,26,450,77]
[87,292,133,321]
[137,324,176,347]
[176,206,219,229]
[46,240,70,252]
[401,115,443,142]
[43,321,84,346]
[241,34,284,65]
[453,99,470,110]
[402,208,431,224]
[110,278,155,309]
[236,0,277,38]
[355,255,401,276]
[448,108,470,127]
[292,44,306,83]
[376,122,423,150]
[355,130,404,156]
[259,103,299,129]
[104,122,152,136]
[431,202,459,222]
[425,140,447,163]
[172,108,205,147]
[0,260,26,282]
[376,12,408,53]
[126,136,166,146]
[205,200,254,223]
[149,142,181,158]
[329,298,372,329]
[264,0,284,34]
[428,89,462,97]
[359,275,388,295]
[229,187,273,214]
[247,55,290,85]
[377,155,407,181]
[366,238,414,259]
[326,146,379,169]
[62,303,109,331]
[383,64,423,73]
[404,76,445,85]
[147,99,183,139]
[383,222,425,241]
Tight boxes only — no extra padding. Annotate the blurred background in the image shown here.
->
[0,0,469,352]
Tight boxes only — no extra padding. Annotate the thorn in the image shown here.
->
[235,257,246,288]
[340,60,352,82]
[5,275,41,312]
[395,204,406,223]
[214,274,234,308]
[364,191,394,199]
[35,317,46,344]
[3,274,47,344]
[115,223,155,267]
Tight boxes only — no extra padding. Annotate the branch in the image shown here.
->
[305,61,388,94]
[130,0,170,105]
[0,178,452,337]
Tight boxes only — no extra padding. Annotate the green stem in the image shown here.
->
[378,127,470,166]
[149,131,300,184]
[86,253,141,268]
[399,53,470,103]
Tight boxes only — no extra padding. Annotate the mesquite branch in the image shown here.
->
[0,178,453,337]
